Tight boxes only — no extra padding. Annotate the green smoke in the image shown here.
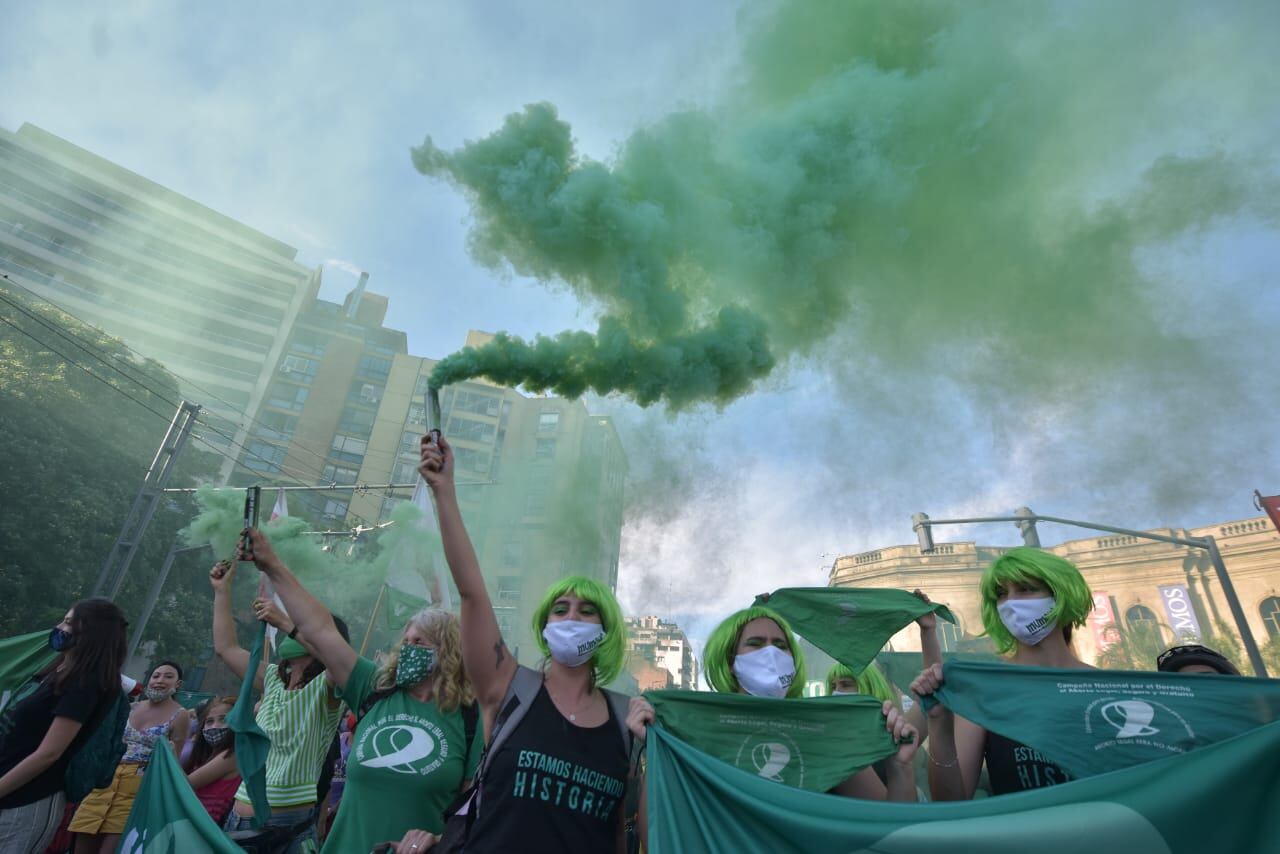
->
[412,0,1276,408]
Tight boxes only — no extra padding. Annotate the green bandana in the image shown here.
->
[395,644,436,688]
[753,587,957,673]
[646,689,894,793]
[119,735,242,852]
[276,636,307,662]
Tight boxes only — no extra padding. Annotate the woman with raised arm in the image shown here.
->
[0,600,127,854]
[910,547,1093,799]
[237,529,483,853]
[419,434,634,854]
[208,559,346,852]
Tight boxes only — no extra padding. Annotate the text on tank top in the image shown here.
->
[984,728,1072,794]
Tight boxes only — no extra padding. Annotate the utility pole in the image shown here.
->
[93,400,200,599]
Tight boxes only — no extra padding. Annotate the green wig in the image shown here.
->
[532,575,627,686]
[979,547,1093,655]
[825,662,896,705]
[704,607,806,698]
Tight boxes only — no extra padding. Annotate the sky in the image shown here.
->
[3,0,1278,655]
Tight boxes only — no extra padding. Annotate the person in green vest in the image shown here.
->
[236,528,483,853]
[911,547,1093,799]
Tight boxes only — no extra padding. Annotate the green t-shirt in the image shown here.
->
[322,656,483,852]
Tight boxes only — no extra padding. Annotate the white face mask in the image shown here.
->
[543,620,606,668]
[829,690,858,696]
[998,596,1058,646]
[732,646,795,698]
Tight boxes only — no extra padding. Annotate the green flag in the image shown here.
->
[646,690,895,793]
[227,619,271,827]
[928,660,1280,779]
[384,584,429,628]
[0,630,56,713]
[118,738,242,853]
[754,588,956,673]
[875,650,1002,695]
[645,719,1280,854]
[173,690,215,710]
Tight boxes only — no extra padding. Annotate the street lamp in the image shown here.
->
[909,508,1269,677]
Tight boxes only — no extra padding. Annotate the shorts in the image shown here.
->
[68,763,144,835]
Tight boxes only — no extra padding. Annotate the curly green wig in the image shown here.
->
[704,607,806,698]
[532,575,627,686]
[980,547,1093,654]
[825,662,896,705]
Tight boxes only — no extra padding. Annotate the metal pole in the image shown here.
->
[1203,536,1268,677]
[359,584,389,657]
[126,542,211,660]
[160,480,492,494]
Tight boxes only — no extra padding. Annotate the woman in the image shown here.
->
[210,559,346,853]
[911,547,1093,799]
[827,662,896,703]
[418,434,634,854]
[696,606,919,801]
[237,529,483,853]
[182,696,240,825]
[70,659,190,853]
[0,600,127,854]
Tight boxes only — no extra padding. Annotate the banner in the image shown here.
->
[384,584,430,628]
[646,690,895,793]
[0,630,55,713]
[1157,585,1203,643]
[1090,591,1119,654]
[927,660,1280,779]
[226,619,271,826]
[119,737,241,852]
[644,719,1280,854]
[753,588,957,673]
[1258,491,1280,535]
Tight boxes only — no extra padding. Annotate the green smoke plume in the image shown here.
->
[412,0,1276,408]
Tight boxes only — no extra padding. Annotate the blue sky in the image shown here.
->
[3,1,1277,652]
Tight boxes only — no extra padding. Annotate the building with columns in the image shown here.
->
[828,516,1280,669]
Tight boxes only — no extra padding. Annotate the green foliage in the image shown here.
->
[0,283,220,672]
[1096,621,1170,671]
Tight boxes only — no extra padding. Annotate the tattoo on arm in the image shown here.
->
[494,639,507,670]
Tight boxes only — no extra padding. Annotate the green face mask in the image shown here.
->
[277,637,307,662]
[395,643,436,688]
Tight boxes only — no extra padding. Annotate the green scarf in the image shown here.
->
[276,636,307,662]
[227,620,272,827]
[646,689,894,793]
[754,587,957,672]
[118,734,242,852]
[0,630,56,714]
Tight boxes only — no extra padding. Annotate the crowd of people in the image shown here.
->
[0,429,1250,854]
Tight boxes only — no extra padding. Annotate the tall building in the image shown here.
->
[827,516,1280,667]
[626,615,699,690]
[229,274,408,525]
[0,123,317,479]
[345,333,628,664]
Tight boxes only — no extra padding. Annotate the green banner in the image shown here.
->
[118,736,241,852]
[930,660,1280,779]
[645,690,895,793]
[754,588,956,673]
[0,630,56,713]
[174,690,215,710]
[645,719,1280,854]
[227,619,271,826]
[384,584,429,628]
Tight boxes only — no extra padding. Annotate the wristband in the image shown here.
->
[288,625,299,640]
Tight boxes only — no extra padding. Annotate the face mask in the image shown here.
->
[395,644,436,688]
[830,690,858,696]
[49,627,75,652]
[203,727,231,748]
[145,686,173,703]
[998,596,1059,646]
[542,621,606,668]
[732,646,796,698]
[277,637,307,662]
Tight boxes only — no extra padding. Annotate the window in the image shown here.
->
[524,490,547,517]
[399,431,421,457]
[415,374,433,397]
[452,389,500,417]
[497,576,522,604]
[243,441,286,474]
[338,406,376,435]
[322,499,349,520]
[1261,597,1280,639]
[353,382,381,404]
[358,355,392,380]
[392,461,418,484]
[255,411,298,441]
[380,496,404,522]
[538,411,560,431]
[406,403,426,426]
[455,447,491,475]
[321,464,359,485]
[494,606,517,635]
[330,434,368,463]
[1126,605,1160,630]
[535,437,556,459]
[267,382,309,412]
[937,620,963,653]
[290,329,327,356]
[281,355,319,377]
[451,417,496,444]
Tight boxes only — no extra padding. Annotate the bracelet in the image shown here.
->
[929,753,959,768]
[288,625,299,640]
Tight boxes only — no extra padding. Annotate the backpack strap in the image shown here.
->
[602,688,633,757]
[459,701,479,784]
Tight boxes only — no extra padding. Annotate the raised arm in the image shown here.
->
[911,663,985,800]
[239,529,358,690]
[211,562,251,680]
[420,434,517,715]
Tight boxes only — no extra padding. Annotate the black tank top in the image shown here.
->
[984,729,1072,795]
[466,685,628,854]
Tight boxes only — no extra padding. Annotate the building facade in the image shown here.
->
[625,615,699,691]
[827,516,1280,670]
[0,123,317,479]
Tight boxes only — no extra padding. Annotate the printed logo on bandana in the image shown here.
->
[1084,697,1194,756]
[356,713,450,776]
[735,729,805,787]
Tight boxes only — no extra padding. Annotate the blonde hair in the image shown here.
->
[375,608,474,713]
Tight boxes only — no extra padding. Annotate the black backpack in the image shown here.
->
[65,689,130,802]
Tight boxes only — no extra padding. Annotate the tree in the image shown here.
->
[1095,620,1170,671]
[0,282,221,673]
